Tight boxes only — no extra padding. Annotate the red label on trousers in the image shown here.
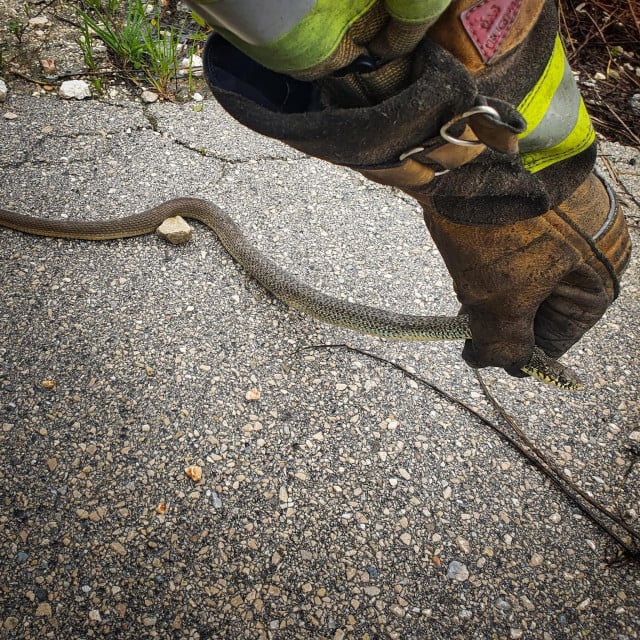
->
[461,0,524,63]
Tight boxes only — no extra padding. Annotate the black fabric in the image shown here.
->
[204,35,479,168]
[204,34,320,113]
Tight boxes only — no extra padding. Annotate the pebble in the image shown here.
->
[629,93,640,116]
[4,112,18,120]
[495,598,512,612]
[179,54,203,76]
[530,552,544,567]
[88,609,102,622]
[185,465,203,482]
[35,602,52,617]
[16,551,28,564]
[28,15,50,27]
[245,387,261,401]
[447,561,469,582]
[0,78,7,102]
[3,617,19,631]
[208,489,223,509]
[141,89,159,103]
[58,80,91,100]
[455,536,471,554]
[156,216,193,244]
[39,58,57,76]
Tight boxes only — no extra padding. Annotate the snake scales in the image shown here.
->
[0,197,582,390]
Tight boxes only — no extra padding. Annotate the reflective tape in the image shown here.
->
[518,34,595,173]
[185,0,315,45]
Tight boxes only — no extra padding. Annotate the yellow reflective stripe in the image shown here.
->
[517,35,565,139]
[214,0,376,73]
[520,100,595,173]
[518,34,595,173]
[385,0,451,23]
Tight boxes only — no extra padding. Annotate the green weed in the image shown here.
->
[77,0,195,98]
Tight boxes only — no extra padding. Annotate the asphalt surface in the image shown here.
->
[1,90,639,639]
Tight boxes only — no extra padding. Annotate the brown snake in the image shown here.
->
[0,197,583,390]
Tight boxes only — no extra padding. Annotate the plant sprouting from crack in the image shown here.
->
[8,3,32,45]
[77,0,190,98]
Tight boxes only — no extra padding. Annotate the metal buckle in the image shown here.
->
[398,146,424,162]
[397,147,449,176]
[396,145,450,177]
[439,105,501,147]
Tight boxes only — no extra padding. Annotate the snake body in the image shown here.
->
[0,197,583,390]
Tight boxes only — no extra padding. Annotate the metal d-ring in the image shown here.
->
[439,105,501,147]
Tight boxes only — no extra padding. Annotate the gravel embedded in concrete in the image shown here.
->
[1,68,639,640]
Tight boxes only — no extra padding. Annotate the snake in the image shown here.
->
[0,197,583,390]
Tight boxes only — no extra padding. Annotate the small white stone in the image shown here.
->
[245,387,261,401]
[156,216,193,244]
[0,79,7,102]
[399,532,412,545]
[192,92,203,102]
[398,467,411,480]
[447,560,469,581]
[455,536,471,554]
[3,111,17,120]
[88,609,102,622]
[141,90,158,103]
[179,54,204,76]
[59,80,91,100]
[593,72,606,81]
[29,15,50,27]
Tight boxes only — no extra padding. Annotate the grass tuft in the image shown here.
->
[77,0,200,99]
